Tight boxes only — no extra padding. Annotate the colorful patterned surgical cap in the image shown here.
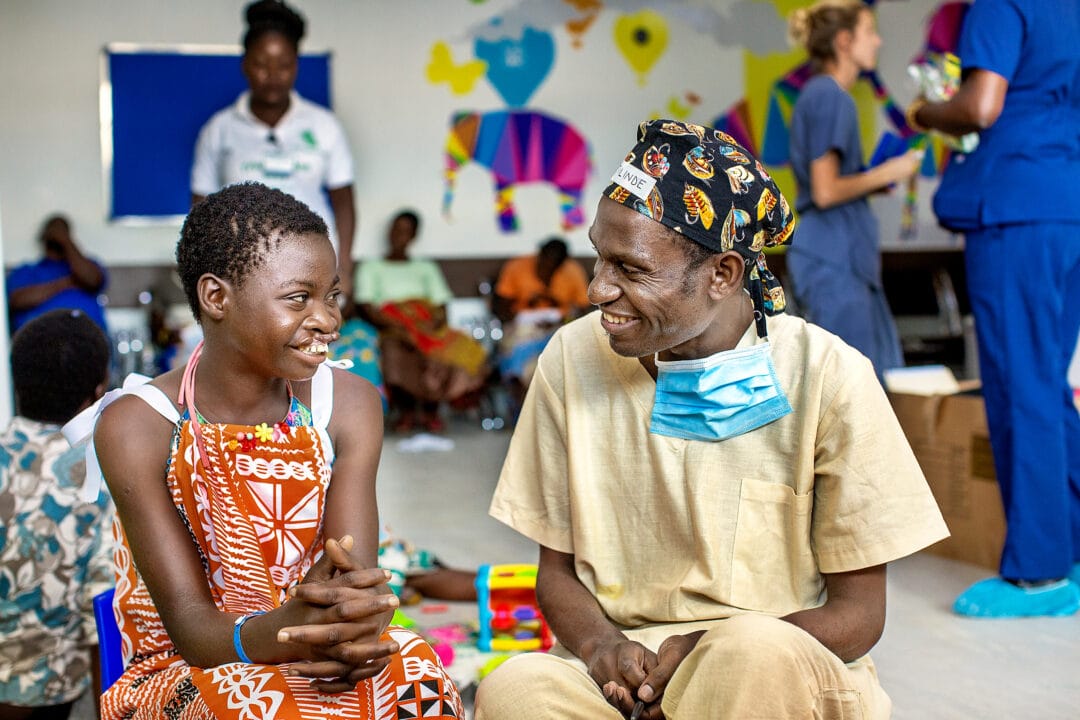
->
[603,119,796,337]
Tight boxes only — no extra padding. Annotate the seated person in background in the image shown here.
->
[0,309,114,720]
[82,183,461,719]
[6,215,107,335]
[355,209,486,434]
[493,237,590,397]
[378,528,478,604]
[474,120,949,720]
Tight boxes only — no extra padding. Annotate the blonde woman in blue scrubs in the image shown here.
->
[786,0,923,379]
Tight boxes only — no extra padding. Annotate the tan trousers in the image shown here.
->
[474,614,891,719]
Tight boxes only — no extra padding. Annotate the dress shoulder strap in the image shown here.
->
[125,384,182,424]
[310,362,335,431]
[61,373,179,503]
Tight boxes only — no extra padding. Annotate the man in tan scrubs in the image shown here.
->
[476,119,948,720]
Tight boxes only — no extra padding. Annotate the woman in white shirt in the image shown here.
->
[191,0,357,294]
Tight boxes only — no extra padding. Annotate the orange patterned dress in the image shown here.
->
[101,361,463,719]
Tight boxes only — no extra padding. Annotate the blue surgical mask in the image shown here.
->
[649,342,792,442]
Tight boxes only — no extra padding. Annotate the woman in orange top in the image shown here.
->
[493,237,590,322]
[89,183,462,719]
[493,238,590,407]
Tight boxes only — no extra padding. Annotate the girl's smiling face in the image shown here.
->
[225,231,342,381]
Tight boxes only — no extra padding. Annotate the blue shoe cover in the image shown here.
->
[953,577,1080,618]
[1070,564,1080,586]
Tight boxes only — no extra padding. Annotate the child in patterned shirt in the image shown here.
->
[0,309,114,719]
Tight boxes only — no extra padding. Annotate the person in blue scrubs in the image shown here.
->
[911,0,1080,617]
[786,0,923,378]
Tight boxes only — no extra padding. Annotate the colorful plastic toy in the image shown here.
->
[476,563,554,652]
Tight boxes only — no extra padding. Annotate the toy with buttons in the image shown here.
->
[476,563,554,652]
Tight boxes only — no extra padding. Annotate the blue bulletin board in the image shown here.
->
[102,44,331,221]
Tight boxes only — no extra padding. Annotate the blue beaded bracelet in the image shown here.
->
[233,611,266,663]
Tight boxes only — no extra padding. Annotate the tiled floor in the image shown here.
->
[76,419,1080,718]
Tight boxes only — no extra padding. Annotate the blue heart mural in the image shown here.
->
[474,25,554,108]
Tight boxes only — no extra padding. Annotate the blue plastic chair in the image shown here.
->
[93,588,124,691]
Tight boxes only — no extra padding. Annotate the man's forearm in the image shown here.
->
[780,565,886,663]
[8,276,72,309]
[63,249,104,291]
[537,550,625,664]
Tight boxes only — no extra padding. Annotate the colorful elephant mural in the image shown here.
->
[443,110,592,232]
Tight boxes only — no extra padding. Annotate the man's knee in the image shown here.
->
[695,613,818,671]
[663,615,876,719]
[475,653,575,720]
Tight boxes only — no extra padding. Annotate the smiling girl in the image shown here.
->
[91,183,461,719]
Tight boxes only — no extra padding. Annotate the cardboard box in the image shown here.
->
[888,390,1005,570]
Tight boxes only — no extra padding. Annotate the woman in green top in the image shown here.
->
[355,210,486,433]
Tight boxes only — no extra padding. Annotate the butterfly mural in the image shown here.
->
[426,41,488,95]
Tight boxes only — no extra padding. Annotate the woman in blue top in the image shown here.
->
[786,0,922,377]
[911,0,1080,618]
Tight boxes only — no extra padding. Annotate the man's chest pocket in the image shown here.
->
[729,478,822,615]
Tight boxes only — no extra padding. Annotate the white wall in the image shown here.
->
[0,0,952,269]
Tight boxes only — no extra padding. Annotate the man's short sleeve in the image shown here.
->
[959,0,1023,82]
[811,354,949,573]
